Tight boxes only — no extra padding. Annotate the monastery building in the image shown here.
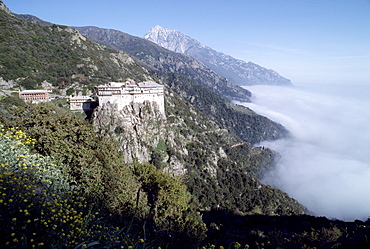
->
[94,80,165,115]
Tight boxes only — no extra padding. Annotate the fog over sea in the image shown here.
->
[239,83,370,221]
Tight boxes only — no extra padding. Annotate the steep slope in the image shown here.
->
[144,25,292,86]
[0,11,153,93]
[75,26,288,144]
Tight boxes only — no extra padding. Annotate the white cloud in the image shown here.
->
[239,84,370,220]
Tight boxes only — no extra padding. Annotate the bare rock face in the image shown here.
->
[93,100,189,176]
[0,77,16,89]
[93,101,164,162]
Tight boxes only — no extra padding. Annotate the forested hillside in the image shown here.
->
[0,10,151,94]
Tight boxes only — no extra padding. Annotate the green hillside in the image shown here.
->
[0,10,150,92]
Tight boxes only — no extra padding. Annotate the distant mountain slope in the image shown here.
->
[15,14,53,26]
[144,25,292,86]
[76,26,252,103]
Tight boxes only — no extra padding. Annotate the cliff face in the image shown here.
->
[0,0,12,15]
[93,100,174,168]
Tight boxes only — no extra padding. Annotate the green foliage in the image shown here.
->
[1,102,206,248]
[134,162,188,222]
[133,162,206,240]
[0,130,164,249]
[3,102,141,214]
[0,11,152,90]
[0,127,115,248]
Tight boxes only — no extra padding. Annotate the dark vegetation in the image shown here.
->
[154,71,288,144]
[0,100,206,248]
[202,210,370,249]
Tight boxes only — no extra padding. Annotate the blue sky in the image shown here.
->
[4,0,370,85]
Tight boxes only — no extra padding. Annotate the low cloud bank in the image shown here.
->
[239,84,370,221]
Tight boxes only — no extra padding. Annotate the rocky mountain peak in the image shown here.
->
[145,25,204,54]
[145,25,292,86]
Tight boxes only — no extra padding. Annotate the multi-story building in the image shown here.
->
[19,90,49,103]
[94,80,165,115]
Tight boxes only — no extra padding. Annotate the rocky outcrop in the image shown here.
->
[94,101,166,161]
[0,0,13,16]
[145,25,292,86]
[0,77,16,89]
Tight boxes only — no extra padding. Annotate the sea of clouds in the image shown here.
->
[239,83,370,221]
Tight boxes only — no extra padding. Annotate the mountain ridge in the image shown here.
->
[144,25,292,86]
[76,26,253,103]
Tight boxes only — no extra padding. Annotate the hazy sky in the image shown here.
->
[4,0,370,85]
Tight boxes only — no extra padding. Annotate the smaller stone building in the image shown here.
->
[69,96,97,111]
[19,90,49,103]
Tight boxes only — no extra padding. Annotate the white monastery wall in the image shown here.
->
[95,80,165,116]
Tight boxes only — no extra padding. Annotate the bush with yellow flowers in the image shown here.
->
[0,126,203,249]
[0,127,148,248]
[1,102,208,248]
